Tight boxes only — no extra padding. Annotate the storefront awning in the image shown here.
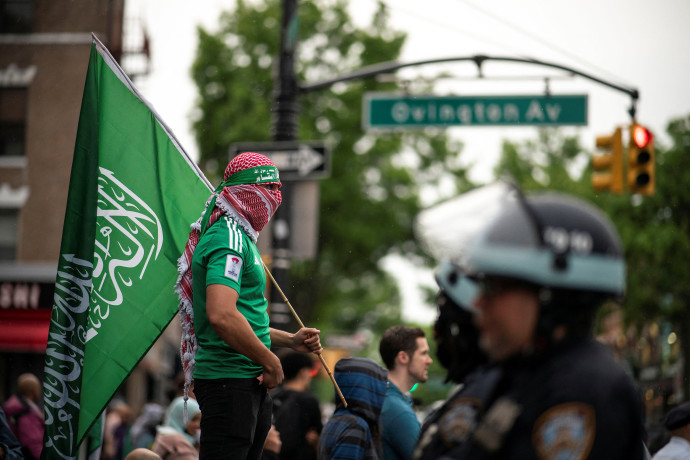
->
[0,310,50,353]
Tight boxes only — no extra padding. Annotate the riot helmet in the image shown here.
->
[416,181,626,349]
[464,191,625,298]
[435,259,478,312]
[433,260,487,383]
[416,181,625,299]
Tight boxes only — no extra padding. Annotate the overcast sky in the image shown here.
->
[127,0,690,179]
[125,0,690,323]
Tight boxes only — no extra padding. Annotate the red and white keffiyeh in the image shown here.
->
[174,152,281,417]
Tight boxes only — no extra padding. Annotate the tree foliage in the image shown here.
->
[621,116,690,398]
[191,0,471,337]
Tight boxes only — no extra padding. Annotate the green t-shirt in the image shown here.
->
[191,215,271,379]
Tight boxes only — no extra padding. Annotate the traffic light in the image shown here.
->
[592,127,623,194]
[627,124,655,195]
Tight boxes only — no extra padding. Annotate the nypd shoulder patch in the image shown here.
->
[533,402,595,460]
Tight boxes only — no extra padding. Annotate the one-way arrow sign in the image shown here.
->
[229,141,330,181]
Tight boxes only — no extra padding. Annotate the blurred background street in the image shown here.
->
[1,0,688,456]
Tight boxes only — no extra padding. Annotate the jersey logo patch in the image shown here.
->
[533,402,595,460]
[225,255,243,282]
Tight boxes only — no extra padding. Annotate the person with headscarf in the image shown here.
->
[318,357,388,460]
[175,152,323,460]
[130,403,165,449]
[151,397,201,459]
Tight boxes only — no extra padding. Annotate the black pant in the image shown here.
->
[195,378,272,460]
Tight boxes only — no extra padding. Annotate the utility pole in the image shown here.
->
[269,0,299,329]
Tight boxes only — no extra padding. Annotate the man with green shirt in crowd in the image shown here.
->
[379,326,433,460]
[176,152,322,460]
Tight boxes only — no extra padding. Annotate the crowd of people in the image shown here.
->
[3,154,690,460]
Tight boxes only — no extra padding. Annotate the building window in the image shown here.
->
[0,87,26,260]
[0,123,24,157]
[0,88,26,157]
[0,0,33,34]
[0,209,18,260]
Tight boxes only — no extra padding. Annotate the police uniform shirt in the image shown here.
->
[463,336,645,460]
[417,335,645,460]
[414,366,501,460]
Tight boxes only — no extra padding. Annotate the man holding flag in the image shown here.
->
[175,152,322,460]
[41,35,321,460]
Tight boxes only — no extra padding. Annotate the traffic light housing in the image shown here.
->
[627,124,655,195]
[592,127,623,194]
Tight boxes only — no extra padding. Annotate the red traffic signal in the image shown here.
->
[627,124,655,195]
[632,125,652,148]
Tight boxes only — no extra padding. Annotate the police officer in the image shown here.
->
[413,260,493,459]
[414,182,645,459]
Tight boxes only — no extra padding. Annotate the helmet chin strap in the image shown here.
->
[531,287,562,353]
[434,292,487,384]
[552,250,569,271]
[531,286,601,356]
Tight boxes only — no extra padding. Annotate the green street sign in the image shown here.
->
[363,93,588,129]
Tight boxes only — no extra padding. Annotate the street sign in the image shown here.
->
[229,141,330,180]
[363,93,588,129]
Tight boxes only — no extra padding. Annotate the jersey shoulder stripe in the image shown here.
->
[221,216,246,254]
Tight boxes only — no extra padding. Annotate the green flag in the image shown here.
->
[42,34,212,459]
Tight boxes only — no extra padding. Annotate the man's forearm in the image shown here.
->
[269,328,296,348]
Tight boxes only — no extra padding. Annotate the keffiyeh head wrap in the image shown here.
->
[175,152,281,418]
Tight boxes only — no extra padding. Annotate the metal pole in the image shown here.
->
[299,54,639,122]
[269,0,299,329]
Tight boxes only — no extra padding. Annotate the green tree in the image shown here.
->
[617,116,690,398]
[191,0,471,340]
[494,128,590,194]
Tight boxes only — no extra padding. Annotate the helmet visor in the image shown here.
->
[415,181,625,295]
[414,181,534,264]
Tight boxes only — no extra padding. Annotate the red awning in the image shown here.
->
[0,310,50,353]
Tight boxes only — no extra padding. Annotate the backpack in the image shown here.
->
[6,397,38,460]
